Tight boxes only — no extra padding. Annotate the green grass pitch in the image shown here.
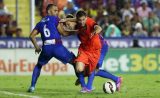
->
[0,74,160,98]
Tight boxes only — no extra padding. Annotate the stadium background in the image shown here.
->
[0,0,160,98]
[0,0,160,75]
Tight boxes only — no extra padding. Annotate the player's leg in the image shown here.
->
[28,64,43,93]
[52,44,75,64]
[28,46,53,92]
[76,61,88,93]
[76,62,85,86]
[84,42,122,92]
[53,44,89,92]
[75,41,109,87]
[86,71,95,91]
[75,50,93,93]
[51,44,79,77]
[74,49,90,92]
[95,70,119,83]
[96,42,118,84]
[95,70,122,91]
[95,42,122,91]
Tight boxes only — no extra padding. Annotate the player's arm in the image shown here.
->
[59,23,78,36]
[59,18,76,23]
[29,29,41,54]
[93,25,102,34]
[62,24,78,33]
[90,25,102,38]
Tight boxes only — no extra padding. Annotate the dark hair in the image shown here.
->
[76,10,86,19]
[66,14,74,18]
[46,4,56,13]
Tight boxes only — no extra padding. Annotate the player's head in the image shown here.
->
[65,14,75,28]
[46,4,58,16]
[76,10,87,27]
[66,14,74,18]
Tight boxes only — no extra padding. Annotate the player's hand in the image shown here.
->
[35,48,41,54]
[90,32,96,39]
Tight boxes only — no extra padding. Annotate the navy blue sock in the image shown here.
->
[78,72,86,87]
[31,65,42,87]
[95,70,118,82]
[73,64,78,78]
[86,71,95,90]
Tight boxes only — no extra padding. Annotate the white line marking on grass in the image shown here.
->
[0,90,40,98]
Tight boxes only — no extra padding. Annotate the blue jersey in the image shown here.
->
[33,15,75,65]
[30,15,76,89]
[34,15,61,42]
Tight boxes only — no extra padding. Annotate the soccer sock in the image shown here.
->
[78,72,86,87]
[31,64,42,87]
[86,71,95,90]
[73,63,78,78]
[69,53,78,78]
[95,70,118,82]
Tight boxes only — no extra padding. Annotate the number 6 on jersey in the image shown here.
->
[43,25,51,37]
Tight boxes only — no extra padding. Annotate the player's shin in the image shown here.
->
[72,63,78,78]
[31,65,42,87]
[86,71,95,90]
[77,72,86,87]
[95,70,118,83]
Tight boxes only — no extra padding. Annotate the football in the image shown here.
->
[103,81,116,94]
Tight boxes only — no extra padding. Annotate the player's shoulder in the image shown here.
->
[41,15,59,22]
[86,17,97,26]
[48,15,58,18]
[47,15,59,21]
[35,21,42,28]
[33,21,42,31]
[86,17,95,22]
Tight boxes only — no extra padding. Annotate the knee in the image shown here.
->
[76,62,85,73]
[77,66,84,73]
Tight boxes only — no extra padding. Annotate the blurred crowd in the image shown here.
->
[0,0,22,37]
[62,0,160,38]
[36,0,160,38]
[1,0,159,38]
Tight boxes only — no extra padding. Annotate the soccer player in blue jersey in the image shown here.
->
[27,4,76,92]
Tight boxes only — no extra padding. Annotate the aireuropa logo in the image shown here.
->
[0,59,68,75]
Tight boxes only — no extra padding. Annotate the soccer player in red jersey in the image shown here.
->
[60,11,122,93]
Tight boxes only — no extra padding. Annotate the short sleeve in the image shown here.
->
[87,18,97,29]
[33,22,41,32]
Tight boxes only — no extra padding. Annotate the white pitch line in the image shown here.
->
[0,90,40,98]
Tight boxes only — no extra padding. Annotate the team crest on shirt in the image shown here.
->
[41,18,50,22]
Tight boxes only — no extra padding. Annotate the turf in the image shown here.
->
[0,74,160,98]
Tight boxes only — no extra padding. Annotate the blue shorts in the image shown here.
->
[37,44,75,66]
[97,41,108,68]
